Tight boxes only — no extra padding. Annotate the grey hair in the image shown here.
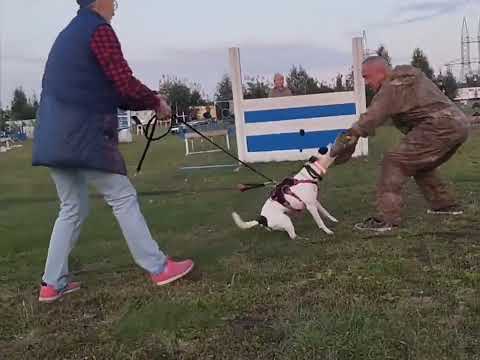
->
[273,73,284,79]
[362,56,390,68]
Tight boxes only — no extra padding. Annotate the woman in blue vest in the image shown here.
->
[33,0,194,303]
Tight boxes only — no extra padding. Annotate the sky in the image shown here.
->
[1,0,479,106]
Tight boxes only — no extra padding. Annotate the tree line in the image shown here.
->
[0,45,459,130]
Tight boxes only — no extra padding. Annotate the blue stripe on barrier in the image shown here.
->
[246,129,345,152]
[244,103,356,123]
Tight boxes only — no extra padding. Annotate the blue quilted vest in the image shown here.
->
[32,8,126,175]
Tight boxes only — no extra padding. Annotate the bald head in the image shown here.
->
[361,56,392,92]
[362,56,390,68]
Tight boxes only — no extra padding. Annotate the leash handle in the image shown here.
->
[132,113,275,185]
[135,118,156,174]
[134,114,173,174]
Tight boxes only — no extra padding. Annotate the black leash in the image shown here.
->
[131,114,275,187]
[132,115,173,174]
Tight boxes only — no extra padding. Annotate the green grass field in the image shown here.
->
[0,128,479,359]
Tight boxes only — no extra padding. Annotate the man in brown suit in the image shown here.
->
[332,56,469,232]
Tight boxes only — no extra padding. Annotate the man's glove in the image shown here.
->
[330,129,359,165]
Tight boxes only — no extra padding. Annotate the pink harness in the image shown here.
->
[270,178,318,212]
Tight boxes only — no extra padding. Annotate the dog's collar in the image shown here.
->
[312,161,327,175]
[305,165,322,180]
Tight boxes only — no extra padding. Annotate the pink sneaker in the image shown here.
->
[38,282,81,303]
[151,258,194,286]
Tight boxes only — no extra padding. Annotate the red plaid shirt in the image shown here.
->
[90,25,160,111]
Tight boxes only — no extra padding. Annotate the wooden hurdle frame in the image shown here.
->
[228,37,368,163]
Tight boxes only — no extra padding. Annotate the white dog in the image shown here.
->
[232,147,338,239]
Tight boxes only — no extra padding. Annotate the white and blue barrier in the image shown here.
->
[229,37,368,163]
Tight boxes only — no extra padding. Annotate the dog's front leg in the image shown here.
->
[316,200,338,223]
[280,214,297,240]
[306,205,334,235]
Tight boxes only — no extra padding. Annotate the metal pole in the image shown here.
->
[0,0,4,130]
[0,0,3,113]
[352,37,368,157]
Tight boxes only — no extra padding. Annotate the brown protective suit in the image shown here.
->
[352,65,469,225]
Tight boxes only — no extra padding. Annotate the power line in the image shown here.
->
[446,17,480,82]
[0,0,3,111]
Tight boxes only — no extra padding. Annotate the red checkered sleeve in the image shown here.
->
[90,25,160,111]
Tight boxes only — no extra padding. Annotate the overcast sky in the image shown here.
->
[1,0,479,106]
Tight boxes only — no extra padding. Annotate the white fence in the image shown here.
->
[229,37,368,163]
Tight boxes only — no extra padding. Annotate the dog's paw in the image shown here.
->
[324,229,334,235]
[330,217,339,223]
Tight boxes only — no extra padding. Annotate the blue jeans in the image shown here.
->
[43,168,167,289]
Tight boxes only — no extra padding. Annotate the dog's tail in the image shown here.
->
[232,212,259,230]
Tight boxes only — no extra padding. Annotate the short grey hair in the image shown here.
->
[362,56,390,68]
